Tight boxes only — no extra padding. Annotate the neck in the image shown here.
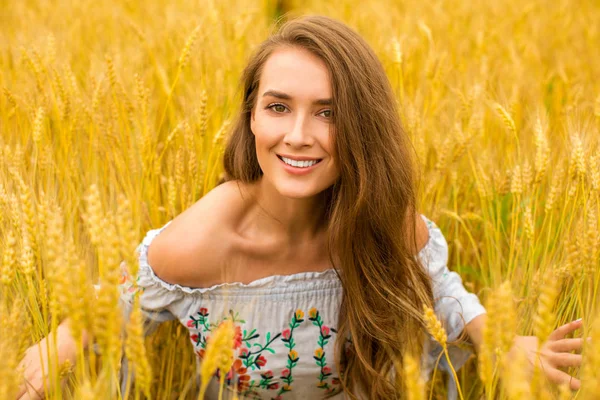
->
[245,176,329,246]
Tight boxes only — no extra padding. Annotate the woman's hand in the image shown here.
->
[16,322,78,400]
[511,319,584,390]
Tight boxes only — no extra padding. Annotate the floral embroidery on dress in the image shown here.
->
[309,307,342,396]
[273,309,305,399]
[183,306,343,399]
[118,261,142,301]
[237,328,280,397]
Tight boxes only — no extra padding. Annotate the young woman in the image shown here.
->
[18,15,583,400]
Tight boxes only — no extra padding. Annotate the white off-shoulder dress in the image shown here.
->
[117,215,486,399]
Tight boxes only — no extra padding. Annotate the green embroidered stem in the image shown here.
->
[309,308,335,391]
[241,331,281,370]
[276,309,305,397]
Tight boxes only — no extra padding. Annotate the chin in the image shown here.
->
[273,181,327,199]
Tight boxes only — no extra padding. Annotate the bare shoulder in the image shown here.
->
[409,212,430,255]
[147,180,248,285]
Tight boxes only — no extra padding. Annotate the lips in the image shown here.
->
[277,155,323,167]
[276,154,323,161]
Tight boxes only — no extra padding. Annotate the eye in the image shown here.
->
[266,103,288,113]
[318,109,333,119]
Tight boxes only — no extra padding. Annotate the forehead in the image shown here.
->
[258,46,332,98]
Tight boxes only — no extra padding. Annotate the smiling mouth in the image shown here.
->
[277,155,323,168]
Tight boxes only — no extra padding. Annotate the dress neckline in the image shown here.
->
[138,214,434,296]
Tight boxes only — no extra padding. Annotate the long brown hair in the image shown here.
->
[222,15,434,399]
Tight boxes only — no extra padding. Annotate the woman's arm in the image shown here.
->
[464,313,486,354]
[16,318,87,400]
[464,313,584,390]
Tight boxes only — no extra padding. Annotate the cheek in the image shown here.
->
[322,128,336,159]
[252,117,280,154]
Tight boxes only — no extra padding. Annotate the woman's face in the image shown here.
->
[250,46,340,199]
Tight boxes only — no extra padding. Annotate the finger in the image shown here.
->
[549,319,583,341]
[550,352,582,368]
[549,338,584,352]
[17,378,43,400]
[545,368,581,391]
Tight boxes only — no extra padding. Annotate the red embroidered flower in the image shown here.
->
[282,328,291,340]
[332,377,341,385]
[261,370,273,379]
[199,307,208,316]
[256,354,267,367]
[186,320,194,328]
[233,325,242,349]
[321,326,330,336]
[274,396,283,400]
[228,359,251,391]
[190,334,200,345]
[239,347,249,357]
[238,373,251,392]
[196,349,206,359]
[267,382,279,390]
[232,359,248,375]
[323,366,332,375]
[281,368,290,378]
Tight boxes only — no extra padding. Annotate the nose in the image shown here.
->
[283,113,313,149]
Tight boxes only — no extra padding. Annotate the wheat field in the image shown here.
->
[1,0,599,398]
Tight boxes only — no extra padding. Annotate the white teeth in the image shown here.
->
[281,156,320,168]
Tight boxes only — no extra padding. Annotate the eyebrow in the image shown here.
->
[262,90,332,105]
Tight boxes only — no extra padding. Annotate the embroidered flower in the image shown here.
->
[282,328,291,341]
[317,381,328,388]
[256,354,267,368]
[295,309,304,320]
[190,333,203,347]
[227,359,251,392]
[332,377,341,385]
[314,348,324,359]
[288,350,299,362]
[239,347,250,358]
[321,325,331,337]
[233,325,242,349]
[238,373,251,391]
[281,368,290,378]
[232,359,247,374]
[196,349,206,359]
[309,307,318,320]
[323,366,332,375]
[260,370,273,380]
[186,320,194,328]
[267,382,279,390]
[199,307,209,316]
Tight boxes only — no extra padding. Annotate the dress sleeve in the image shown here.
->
[417,215,486,396]
[117,221,183,336]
